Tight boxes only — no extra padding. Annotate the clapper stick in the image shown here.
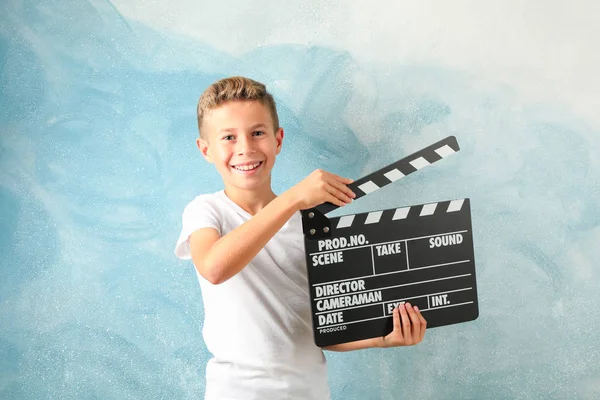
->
[315,136,460,215]
[301,136,479,347]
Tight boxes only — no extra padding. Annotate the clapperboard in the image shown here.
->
[301,136,479,347]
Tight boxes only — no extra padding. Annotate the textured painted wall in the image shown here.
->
[1,1,599,398]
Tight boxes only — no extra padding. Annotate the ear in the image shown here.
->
[196,137,213,163]
[275,128,284,155]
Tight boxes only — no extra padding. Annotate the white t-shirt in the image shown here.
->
[174,190,330,400]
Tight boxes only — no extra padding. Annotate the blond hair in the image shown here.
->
[197,76,279,138]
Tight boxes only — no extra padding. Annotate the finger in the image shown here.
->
[323,185,347,207]
[393,304,402,334]
[327,178,356,201]
[415,306,427,342]
[405,303,421,343]
[399,302,411,344]
[325,183,353,205]
[326,192,346,207]
[318,179,346,207]
[322,173,355,197]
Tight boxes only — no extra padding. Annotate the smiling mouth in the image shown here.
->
[232,161,263,171]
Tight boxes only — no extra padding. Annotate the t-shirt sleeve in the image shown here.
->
[174,197,222,260]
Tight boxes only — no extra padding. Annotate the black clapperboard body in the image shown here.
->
[301,136,479,347]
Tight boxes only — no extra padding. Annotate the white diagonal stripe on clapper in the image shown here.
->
[365,211,383,224]
[410,156,430,170]
[358,181,380,194]
[435,145,456,158]
[420,203,437,216]
[447,199,465,212]
[392,207,410,220]
[384,168,404,182]
[337,215,355,228]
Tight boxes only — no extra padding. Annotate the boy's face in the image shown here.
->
[197,100,283,193]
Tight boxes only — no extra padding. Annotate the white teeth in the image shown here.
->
[233,162,261,171]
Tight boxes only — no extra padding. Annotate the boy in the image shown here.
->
[174,76,426,399]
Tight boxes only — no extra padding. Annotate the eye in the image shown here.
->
[222,135,235,141]
[253,131,265,136]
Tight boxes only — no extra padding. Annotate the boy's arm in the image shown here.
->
[190,193,298,284]
[189,169,355,285]
[323,302,427,352]
[322,337,385,352]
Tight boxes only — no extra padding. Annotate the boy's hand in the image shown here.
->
[288,169,356,210]
[382,302,427,348]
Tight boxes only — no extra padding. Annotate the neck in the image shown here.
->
[223,181,277,216]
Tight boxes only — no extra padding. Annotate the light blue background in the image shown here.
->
[2,1,599,399]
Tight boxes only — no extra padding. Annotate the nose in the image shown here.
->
[236,135,256,155]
